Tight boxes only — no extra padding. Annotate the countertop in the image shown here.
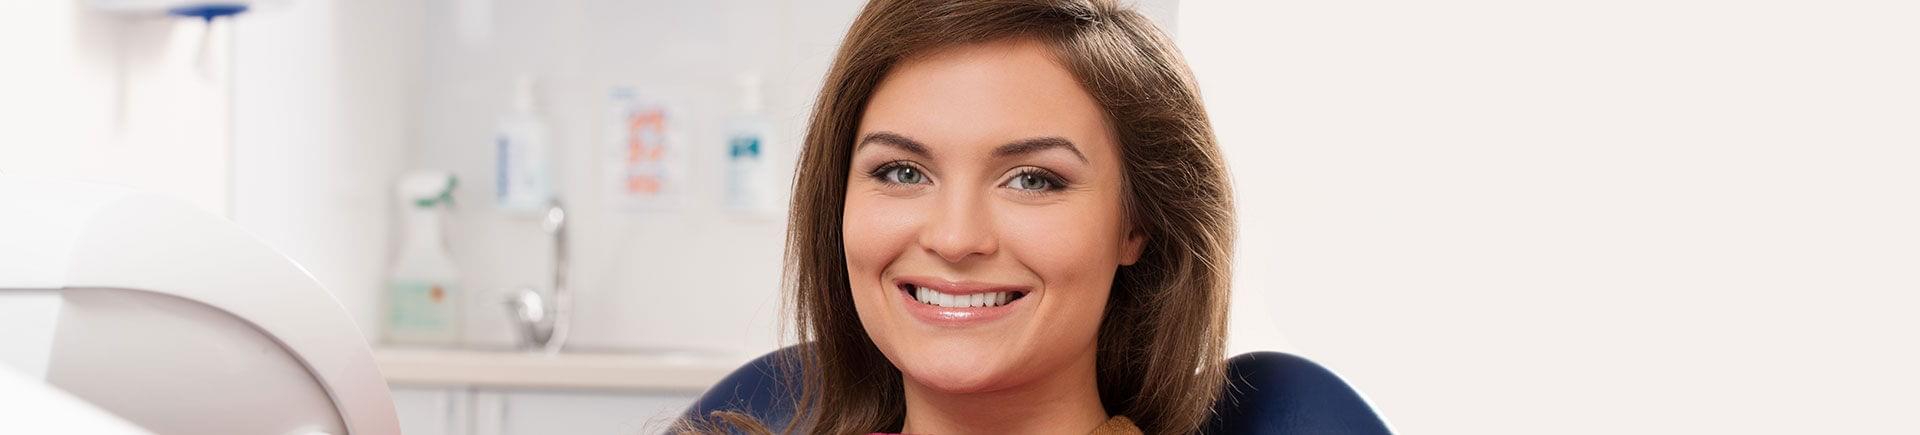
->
[373,347,748,392]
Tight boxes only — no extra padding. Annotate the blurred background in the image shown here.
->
[1,0,1914,433]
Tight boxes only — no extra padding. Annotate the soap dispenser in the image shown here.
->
[724,73,777,214]
[495,76,555,213]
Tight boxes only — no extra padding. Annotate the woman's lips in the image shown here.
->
[893,276,1031,326]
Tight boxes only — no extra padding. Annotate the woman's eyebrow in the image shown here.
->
[993,136,1088,164]
[856,131,932,158]
[998,136,1090,162]
[857,131,1088,164]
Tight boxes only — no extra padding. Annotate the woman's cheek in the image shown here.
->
[845,193,909,348]
[999,201,1122,285]
[844,194,914,267]
[844,192,929,337]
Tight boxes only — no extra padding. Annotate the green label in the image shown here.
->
[388,280,455,330]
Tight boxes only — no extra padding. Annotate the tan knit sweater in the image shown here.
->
[1088,416,1143,435]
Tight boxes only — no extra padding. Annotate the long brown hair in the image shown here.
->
[690,0,1234,433]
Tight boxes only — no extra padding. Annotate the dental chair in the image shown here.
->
[683,346,1392,434]
[0,175,400,434]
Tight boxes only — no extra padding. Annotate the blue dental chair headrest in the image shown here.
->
[681,346,1391,434]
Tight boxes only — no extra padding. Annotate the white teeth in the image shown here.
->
[910,285,1017,309]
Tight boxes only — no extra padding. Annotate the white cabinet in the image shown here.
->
[392,387,697,435]
[377,348,738,435]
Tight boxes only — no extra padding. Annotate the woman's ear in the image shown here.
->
[1119,230,1148,266]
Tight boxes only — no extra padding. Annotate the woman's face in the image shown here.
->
[844,38,1146,394]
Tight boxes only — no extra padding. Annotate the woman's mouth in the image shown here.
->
[893,277,1031,326]
[902,282,1027,308]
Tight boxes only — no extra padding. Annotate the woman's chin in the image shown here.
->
[896,349,1018,394]
[903,368,1006,394]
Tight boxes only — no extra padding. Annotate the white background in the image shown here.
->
[1182,0,1918,433]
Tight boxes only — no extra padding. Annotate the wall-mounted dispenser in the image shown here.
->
[90,0,252,20]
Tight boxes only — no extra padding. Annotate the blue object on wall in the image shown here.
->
[167,3,249,21]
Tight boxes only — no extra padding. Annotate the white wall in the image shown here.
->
[0,2,232,216]
[1180,0,1919,433]
[230,0,425,345]
[404,0,867,355]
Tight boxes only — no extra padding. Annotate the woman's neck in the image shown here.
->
[897,349,1108,435]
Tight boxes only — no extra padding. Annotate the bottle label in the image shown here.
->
[729,134,761,159]
[388,280,454,331]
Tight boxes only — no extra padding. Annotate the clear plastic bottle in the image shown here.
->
[384,172,462,346]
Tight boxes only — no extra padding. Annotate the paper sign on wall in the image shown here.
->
[603,87,683,210]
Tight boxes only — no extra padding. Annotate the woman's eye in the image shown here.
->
[1005,171,1063,192]
[881,165,927,184]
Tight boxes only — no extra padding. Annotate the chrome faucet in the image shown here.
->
[504,199,572,354]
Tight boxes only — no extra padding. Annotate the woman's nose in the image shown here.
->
[919,190,998,264]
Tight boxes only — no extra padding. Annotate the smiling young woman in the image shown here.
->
[680,0,1234,433]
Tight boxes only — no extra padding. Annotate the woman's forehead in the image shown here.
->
[857,38,1118,161]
